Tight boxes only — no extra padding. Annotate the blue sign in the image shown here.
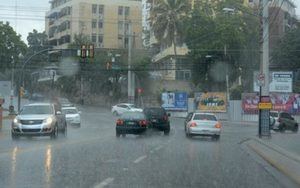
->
[162,92,187,111]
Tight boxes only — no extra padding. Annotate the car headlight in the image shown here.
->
[13,118,20,124]
[43,117,53,124]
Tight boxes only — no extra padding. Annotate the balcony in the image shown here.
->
[152,44,189,63]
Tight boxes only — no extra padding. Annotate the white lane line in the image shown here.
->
[133,155,147,164]
[94,177,114,188]
[154,145,163,151]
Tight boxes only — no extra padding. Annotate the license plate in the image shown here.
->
[127,122,135,125]
[152,119,157,123]
[202,130,209,132]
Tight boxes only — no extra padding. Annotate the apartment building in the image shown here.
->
[45,0,143,49]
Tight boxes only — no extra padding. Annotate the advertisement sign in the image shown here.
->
[253,71,293,93]
[242,93,300,114]
[161,92,187,111]
[195,92,227,112]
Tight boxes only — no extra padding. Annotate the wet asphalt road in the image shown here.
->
[0,106,291,188]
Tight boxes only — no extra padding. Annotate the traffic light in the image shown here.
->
[20,87,25,98]
[80,45,86,58]
[89,44,94,58]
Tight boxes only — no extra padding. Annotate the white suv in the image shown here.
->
[111,103,143,116]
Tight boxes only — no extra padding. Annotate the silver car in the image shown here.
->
[11,103,67,139]
[184,112,221,139]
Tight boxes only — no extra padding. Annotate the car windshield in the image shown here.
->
[270,112,278,117]
[193,114,217,121]
[2,0,300,187]
[143,108,165,116]
[128,104,137,108]
[121,112,145,120]
[20,105,53,115]
[62,109,78,114]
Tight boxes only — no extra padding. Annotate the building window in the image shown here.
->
[125,7,130,16]
[125,22,129,33]
[92,4,97,14]
[98,21,103,29]
[92,34,97,43]
[118,6,123,15]
[118,21,123,33]
[98,35,103,47]
[92,19,97,28]
[124,37,129,48]
[99,5,104,14]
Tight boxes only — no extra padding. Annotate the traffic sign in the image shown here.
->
[257,73,265,86]
[258,102,272,109]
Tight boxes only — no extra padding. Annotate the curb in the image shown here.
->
[246,138,300,186]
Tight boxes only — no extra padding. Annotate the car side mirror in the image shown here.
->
[56,111,62,115]
[291,117,295,120]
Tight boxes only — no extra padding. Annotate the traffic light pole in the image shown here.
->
[17,48,52,112]
[127,22,135,104]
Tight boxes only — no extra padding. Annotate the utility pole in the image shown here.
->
[258,0,271,137]
[128,22,135,104]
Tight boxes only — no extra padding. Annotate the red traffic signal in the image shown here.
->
[137,88,143,94]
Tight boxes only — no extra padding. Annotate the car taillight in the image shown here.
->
[139,120,148,127]
[215,122,222,129]
[116,119,124,126]
[190,122,197,127]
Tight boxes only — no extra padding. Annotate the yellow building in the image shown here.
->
[45,0,143,49]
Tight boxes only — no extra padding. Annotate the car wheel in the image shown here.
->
[113,111,118,116]
[164,129,170,135]
[51,126,58,139]
[116,132,121,137]
[293,124,298,133]
[11,132,19,140]
[213,135,220,140]
[279,124,286,133]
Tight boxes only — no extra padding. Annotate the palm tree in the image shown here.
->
[151,0,190,56]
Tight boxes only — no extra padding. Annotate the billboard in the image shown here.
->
[195,92,227,112]
[161,92,187,111]
[242,93,300,114]
[253,71,293,93]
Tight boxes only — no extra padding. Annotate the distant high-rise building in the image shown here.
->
[45,0,143,49]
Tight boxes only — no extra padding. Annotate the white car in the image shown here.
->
[184,112,221,140]
[62,107,81,126]
[111,103,143,116]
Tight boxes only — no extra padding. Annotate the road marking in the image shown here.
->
[154,145,163,151]
[94,177,114,188]
[133,155,147,164]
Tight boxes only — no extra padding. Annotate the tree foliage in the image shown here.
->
[151,0,190,55]
[185,1,259,91]
[0,22,27,73]
[272,27,300,69]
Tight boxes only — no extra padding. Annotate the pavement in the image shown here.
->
[0,105,299,188]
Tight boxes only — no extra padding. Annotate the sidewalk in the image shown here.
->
[245,136,300,186]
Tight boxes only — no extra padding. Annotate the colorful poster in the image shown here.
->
[242,93,300,114]
[161,92,187,111]
[195,92,227,112]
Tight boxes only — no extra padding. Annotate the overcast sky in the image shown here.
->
[0,0,299,44]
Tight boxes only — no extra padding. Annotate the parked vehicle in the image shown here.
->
[62,106,81,127]
[111,103,143,116]
[115,111,148,137]
[143,107,170,135]
[184,112,221,139]
[270,111,298,133]
[59,97,73,107]
[11,103,67,139]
